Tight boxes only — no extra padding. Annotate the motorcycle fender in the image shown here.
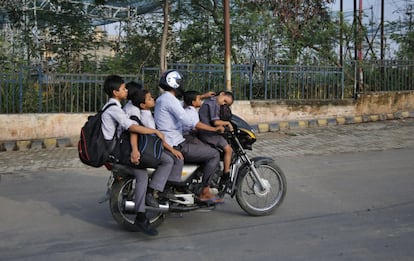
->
[250,156,275,166]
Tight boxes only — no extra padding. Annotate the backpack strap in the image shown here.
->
[101,103,119,140]
[101,102,117,113]
[130,115,144,126]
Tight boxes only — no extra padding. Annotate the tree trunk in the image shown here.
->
[160,0,169,74]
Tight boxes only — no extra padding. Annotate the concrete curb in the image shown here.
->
[1,111,413,152]
[249,111,413,134]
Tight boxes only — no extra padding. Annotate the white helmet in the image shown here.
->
[159,70,184,97]
[159,70,183,89]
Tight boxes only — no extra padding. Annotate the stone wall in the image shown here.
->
[1,91,413,150]
[233,91,414,124]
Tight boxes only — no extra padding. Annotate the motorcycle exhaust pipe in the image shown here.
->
[124,200,170,213]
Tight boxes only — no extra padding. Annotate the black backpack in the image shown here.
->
[114,115,164,169]
[220,104,233,121]
[78,103,116,167]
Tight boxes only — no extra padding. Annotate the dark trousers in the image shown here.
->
[175,136,220,187]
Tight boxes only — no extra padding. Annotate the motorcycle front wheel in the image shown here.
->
[235,161,287,216]
[109,177,164,232]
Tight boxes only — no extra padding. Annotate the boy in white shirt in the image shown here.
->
[101,75,163,236]
[124,82,183,206]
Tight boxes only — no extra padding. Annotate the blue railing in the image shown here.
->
[1,60,413,113]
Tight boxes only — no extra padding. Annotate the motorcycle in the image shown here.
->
[101,115,287,232]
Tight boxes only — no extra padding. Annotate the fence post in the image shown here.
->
[249,57,253,100]
[264,59,268,99]
[18,68,23,113]
[341,66,345,99]
[353,60,358,99]
[37,65,43,112]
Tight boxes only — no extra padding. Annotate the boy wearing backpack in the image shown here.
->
[124,81,183,207]
[101,74,164,236]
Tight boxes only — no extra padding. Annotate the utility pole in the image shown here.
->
[358,0,363,93]
[358,0,363,63]
[224,0,231,92]
[353,0,358,97]
[380,0,384,60]
[354,0,358,62]
[340,0,343,67]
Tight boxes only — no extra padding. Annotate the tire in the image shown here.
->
[109,177,164,232]
[235,161,287,216]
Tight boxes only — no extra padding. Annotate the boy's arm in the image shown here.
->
[200,91,215,99]
[163,141,184,160]
[195,121,225,133]
[212,119,234,131]
[129,132,140,165]
[128,124,165,141]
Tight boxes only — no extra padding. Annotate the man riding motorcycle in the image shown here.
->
[154,70,225,204]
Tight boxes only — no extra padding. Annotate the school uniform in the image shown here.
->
[182,106,199,133]
[198,97,229,149]
[123,102,182,190]
[183,106,202,144]
[154,92,220,187]
[101,98,148,213]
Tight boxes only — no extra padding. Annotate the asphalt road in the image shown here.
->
[0,119,414,260]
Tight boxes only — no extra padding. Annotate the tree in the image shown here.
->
[3,1,96,72]
[170,0,225,64]
[171,0,340,65]
[389,6,414,60]
[246,0,337,64]
[160,0,169,72]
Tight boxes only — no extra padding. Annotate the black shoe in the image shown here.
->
[134,218,158,236]
[145,193,159,208]
[219,173,230,187]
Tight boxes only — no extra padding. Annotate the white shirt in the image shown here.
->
[182,106,199,133]
[101,98,135,140]
[123,100,141,121]
[141,110,156,129]
[154,92,196,146]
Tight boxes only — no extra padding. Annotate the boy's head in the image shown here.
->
[126,81,143,93]
[216,91,234,106]
[126,81,143,105]
[138,90,155,110]
[127,82,154,110]
[184,90,202,108]
[103,75,127,99]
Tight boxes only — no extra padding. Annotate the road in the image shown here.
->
[0,119,414,260]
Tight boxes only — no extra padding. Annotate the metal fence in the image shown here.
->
[356,60,414,92]
[1,60,413,113]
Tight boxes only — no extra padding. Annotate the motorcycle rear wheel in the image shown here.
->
[109,177,164,232]
[235,161,286,216]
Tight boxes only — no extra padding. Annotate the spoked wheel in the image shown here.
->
[236,161,287,216]
[109,177,164,232]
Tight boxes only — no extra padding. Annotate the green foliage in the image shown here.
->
[1,0,413,74]
[3,1,95,72]
[389,16,414,60]
[170,0,225,64]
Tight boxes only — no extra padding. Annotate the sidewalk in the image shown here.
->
[1,118,414,174]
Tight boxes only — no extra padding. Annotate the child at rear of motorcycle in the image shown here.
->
[101,75,161,236]
[197,91,234,184]
[124,82,183,206]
